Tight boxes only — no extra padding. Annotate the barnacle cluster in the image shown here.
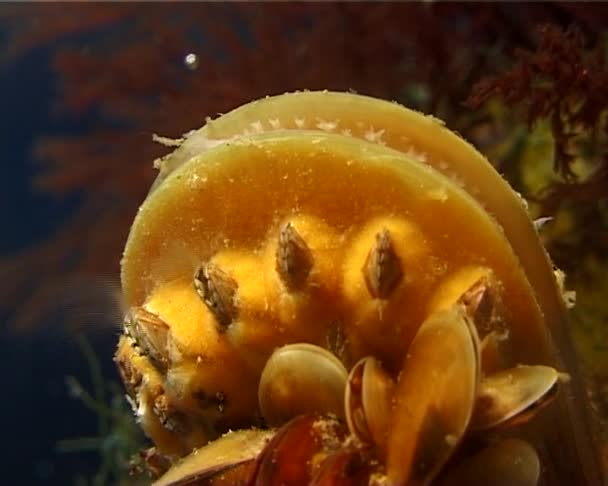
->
[115,92,601,485]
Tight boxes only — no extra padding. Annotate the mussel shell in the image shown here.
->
[438,439,540,486]
[471,365,560,431]
[153,429,274,486]
[344,356,395,453]
[310,448,378,486]
[149,92,568,366]
[386,304,480,485]
[254,414,347,485]
[159,460,256,486]
[258,343,348,427]
[126,306,170,371]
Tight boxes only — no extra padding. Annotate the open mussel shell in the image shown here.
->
[151,92,576,362]
[119,91,603,483]
[125,128,557,372]
[153,429,274,486]
[439,439,540,486]
[386,304,480,485]
[152,92,560,334]
[344,356,395,454]
[471,365,561,431]
[121,127,557,460]
[258,343,348,427]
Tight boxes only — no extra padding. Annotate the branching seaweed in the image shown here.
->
[467,24,608,271]
[468,24,608,180]
[58,336,146,485]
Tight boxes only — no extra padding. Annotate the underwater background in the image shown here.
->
[1,3,608,484]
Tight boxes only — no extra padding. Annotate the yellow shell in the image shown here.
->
[116,92,600,484]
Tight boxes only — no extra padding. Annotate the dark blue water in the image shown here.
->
[1,38,120,485]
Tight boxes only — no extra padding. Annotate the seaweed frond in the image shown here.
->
[467,23,608,182]
[57,336,147,485]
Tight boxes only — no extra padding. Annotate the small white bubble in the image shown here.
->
[184,53,199,70]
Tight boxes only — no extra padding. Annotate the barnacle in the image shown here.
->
[115,92,601,484]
